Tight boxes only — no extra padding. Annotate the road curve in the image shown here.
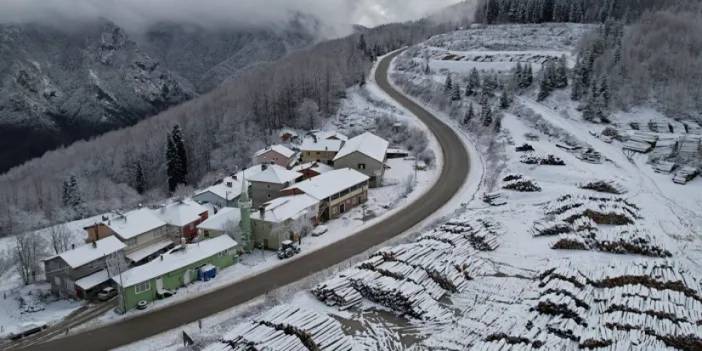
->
[27,50,470,351]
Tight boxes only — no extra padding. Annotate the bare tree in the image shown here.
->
[15,232,45,285]
[49,223,72,255]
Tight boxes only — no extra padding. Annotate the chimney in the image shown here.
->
[226,181,233,188]
[71,244,75,250]
[102,215,108,221]
[160,255,164,261]
[233,174,238,181]
[262,164,268,171]
[259,207,265,219]
[92,241,97,248]
[312,134,318,143]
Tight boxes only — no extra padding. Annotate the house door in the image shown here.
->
[156,278,164,292]
[183,269,192,286]
[340,203,346,214]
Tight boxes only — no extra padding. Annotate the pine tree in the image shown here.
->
[166,132,178,193]
[555,55,569,88]
[466,68,481,96]
[513,63,523,88]
[134,162,145,195]
[537,75,551,101]
[524,64,534,88]
[482,73,498,97]
[494,115,503,132]
[62,175,82,211]
[444,74,453,94]
[464,103,475,124]
[482,105,493,127]
[500,91,511,109]
[172,125,188,187]
[452,86,462,102]
[423,62,430,75]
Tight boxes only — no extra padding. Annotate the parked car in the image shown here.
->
[311,225,328,237]
[137,300,149,310]
[8,323,48,340]
[277,240,300,259]
[97,287,117,301]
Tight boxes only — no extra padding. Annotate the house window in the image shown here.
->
[358,163,366,170]
[135,281,151,294]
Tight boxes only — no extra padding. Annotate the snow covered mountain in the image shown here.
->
[0,18,316,173]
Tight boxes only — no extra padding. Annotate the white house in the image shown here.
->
[333,132,389,187]
[251,194,320,249]
[253,144,297,168]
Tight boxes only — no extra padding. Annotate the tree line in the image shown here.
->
[475,0,690,24]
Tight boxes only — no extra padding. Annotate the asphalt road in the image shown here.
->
[26,50,470,351]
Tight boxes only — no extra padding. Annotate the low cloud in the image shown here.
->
[0,0,462,36]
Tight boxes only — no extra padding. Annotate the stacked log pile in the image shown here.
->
[502,174,542,192]
[254,305,354,351]
[578,180,627,194]
[523,262,702,350]
[520,153,566,166]
[212,305,354,351]
[313,218,505,321]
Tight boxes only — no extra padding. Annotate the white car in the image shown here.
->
[311,225,328,237]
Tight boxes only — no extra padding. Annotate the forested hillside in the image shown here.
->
[0,19,460,237]
[475,0,688,24]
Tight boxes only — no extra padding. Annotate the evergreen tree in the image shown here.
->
[62,175,82,211]
[513,63,524,88]
[525,64,534,87]
[466,68,481,96]
[172,125,188,186]
[482,105,493,127]
[166,132,178,193]
[134,162,145,195]
[494,115,503,132]
[423,62,430,75]
[537,75,551,101]
[464,103,475,124]
[555,55,569,88]
[444,74,453,94]
[451,81,461,101]
[500,91,511,109]
[481,73,498,97]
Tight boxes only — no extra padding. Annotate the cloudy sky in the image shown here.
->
[0,0,463,36]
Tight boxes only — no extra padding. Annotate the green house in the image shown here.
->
[113,235,238,312]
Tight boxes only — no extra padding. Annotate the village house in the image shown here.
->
[248,164,303,208]
[84,208,172,266]
[253,144,297,168]
[197,207,241,241]
[251,194,320,250]
[292,162,334,180]
[282,168,369,221]
[112,235,238,313]
[155,199,209,242]
[192,166,263,208]
[44,236,126,299]
[333,132,389,187]
[299,134,345,164]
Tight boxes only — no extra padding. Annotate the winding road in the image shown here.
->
[24,50,470,351]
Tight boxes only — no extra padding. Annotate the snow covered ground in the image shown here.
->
[0,215,102,337]
[37,24,702,350]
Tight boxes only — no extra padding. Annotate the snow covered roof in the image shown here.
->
[156,199,208,227]
[194,165,263,201]
[300,138,344,152]
[125,239,174,263]
[251,194,319,223]
[314,130,349,141]
[75,269,110,290]
[59,236,125,269]
[283,168,369,200]
[334,132,389,162]
[254,144,296,159]
[198,207,241,232]
[248,164,301,184]
[291,162,334,174]
[114,235,237,288]
[105,208,167,240]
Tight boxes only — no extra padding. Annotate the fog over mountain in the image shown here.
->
[0,0,463,37]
